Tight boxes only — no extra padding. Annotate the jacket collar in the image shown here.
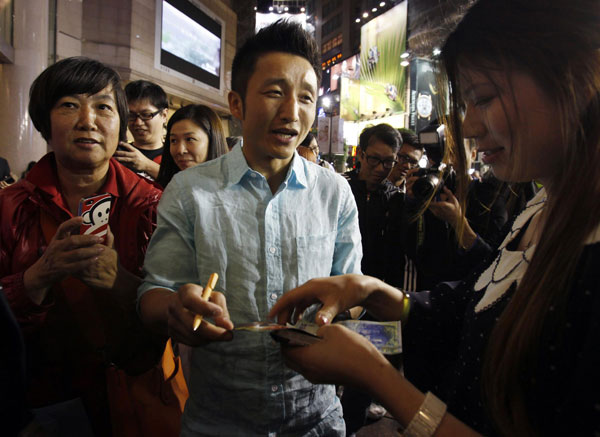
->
[26,153,133,216]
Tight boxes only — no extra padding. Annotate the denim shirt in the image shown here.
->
[139,145,362,436]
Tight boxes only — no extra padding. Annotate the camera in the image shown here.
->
[412,124,456,200]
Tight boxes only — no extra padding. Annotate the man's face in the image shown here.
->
[357,139,397,187]
[392,144,423,184]
[228,52,318,167]
[127,98,167,146]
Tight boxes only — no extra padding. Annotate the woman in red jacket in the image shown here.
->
[0,57,163,435]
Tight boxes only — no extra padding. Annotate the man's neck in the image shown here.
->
[132,140,162,151]
[241,147,293,195]
[358,173,381,193]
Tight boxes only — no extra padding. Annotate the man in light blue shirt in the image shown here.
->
[138,20,361,436]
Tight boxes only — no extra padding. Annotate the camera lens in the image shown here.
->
[413,173,440,199]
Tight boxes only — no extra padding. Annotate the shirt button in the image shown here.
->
[271,385,278,393]
[270,292,278,300]
[269,247,276,254]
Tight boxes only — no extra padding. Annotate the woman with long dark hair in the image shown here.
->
[156,104,227,187]
[269,0,600,435]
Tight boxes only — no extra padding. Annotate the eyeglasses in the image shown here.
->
[128,109,162,122]
[364,154,397,169]
[397,154,419,168]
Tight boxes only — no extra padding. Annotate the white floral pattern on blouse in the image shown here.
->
[473,188,547,312]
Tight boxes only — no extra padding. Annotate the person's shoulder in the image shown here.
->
[170,154,229,192]
[310,163,349,186]
[110,158,162,204]
[0,179,37,218]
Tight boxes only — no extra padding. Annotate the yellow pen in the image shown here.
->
[192,273,219,331]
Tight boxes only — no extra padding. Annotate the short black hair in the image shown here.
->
[125,80,168,110]
[29,56,128,141]
[231,20,321,103]
[359,123,402,153]
[300,132,316,147]
[398,128,423,151]
[157,104,228,187]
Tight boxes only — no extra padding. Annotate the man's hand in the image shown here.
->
[113,142,160,179]
[404,167,421,198]
[141,284,234,346]
[429,186,479,249]
[428,186,461,227]
[23,216,105,305]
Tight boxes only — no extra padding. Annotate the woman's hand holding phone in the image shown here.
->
[23,217,105,305]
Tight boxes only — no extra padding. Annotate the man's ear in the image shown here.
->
[228,91,244,121]
[160,108,168,124]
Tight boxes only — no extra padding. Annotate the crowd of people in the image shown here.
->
[1,0,599,435]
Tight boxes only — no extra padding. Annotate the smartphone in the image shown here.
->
[78,193,112,238]
[1,175,15,184]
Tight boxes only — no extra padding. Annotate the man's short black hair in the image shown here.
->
[125,80,168,110]
[231,20,321,103]
[398,128,423,151]
[359,123,402,153]
[29,56,128,142]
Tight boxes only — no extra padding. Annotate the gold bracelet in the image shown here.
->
[402,392,447,437]
[401,291,411,323]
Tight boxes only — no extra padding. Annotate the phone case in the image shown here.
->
[78,193,112,237]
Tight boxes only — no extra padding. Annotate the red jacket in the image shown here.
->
[0,153,162,427]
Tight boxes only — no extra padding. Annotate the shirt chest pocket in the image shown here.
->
[296,231,336,283]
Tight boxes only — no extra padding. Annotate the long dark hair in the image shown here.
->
[157,104,228,187]
[441,0,600,434]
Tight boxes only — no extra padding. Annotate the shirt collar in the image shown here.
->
[27,152,122,215]
[224,144,309,190]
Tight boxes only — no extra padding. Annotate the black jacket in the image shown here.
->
[343,169,404,284]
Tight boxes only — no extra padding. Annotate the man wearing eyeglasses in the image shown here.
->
[114,80,168,180]
[341,123,405,433]
[387,129,424,191]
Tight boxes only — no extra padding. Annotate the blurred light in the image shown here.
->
[380,1,386,6]
[432,48,442,56]
[355,18,361,23]
[269,6,273,11]
[323,96,331,108]
[372,7,377,12]
[362,12,369,17]
[400,60,410,67]
[301,7,305,12]
[284,6,289,11]
[400,52,410,59]
[254,6,257,10]
[332,74,339,81]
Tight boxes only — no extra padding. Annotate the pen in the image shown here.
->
[192,273,219,331]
